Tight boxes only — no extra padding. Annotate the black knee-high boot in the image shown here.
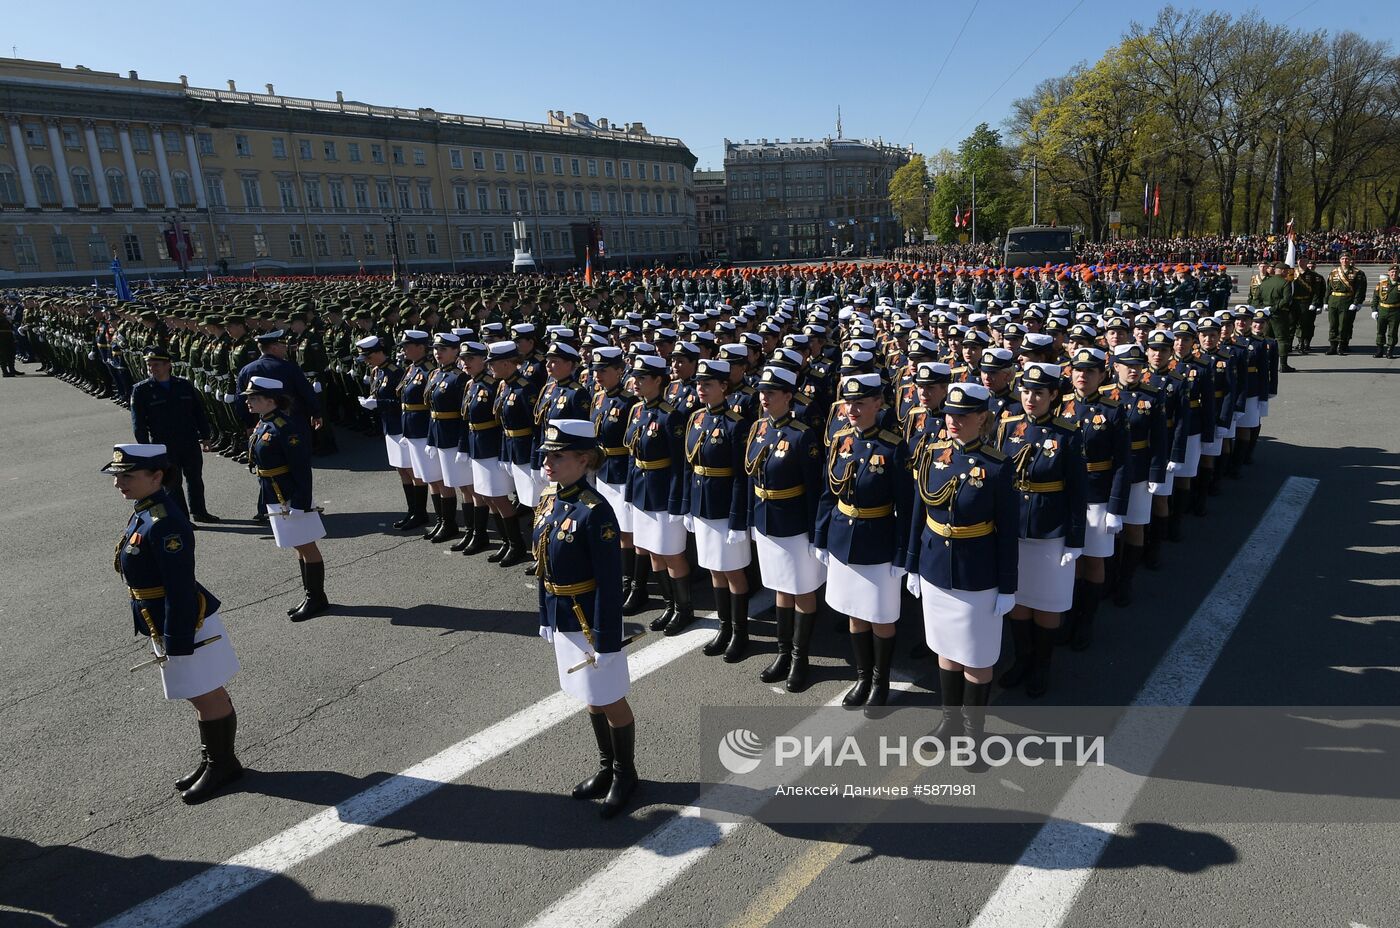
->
[572,711,614,800]
[290,561,329,622]
[703,587,732,656]
[393,483,417,529]
[842,629,874,707]
[600,721,637,819]
[487,513,511,562]
[999,618,1034,688]
[662,576,695,636]
[181,711,243,804]
[1114,544,1143,607]
[650,572,675,632]
[1070,583,1101,652]
[961,682,991,773]
[933,667,965,740]
[623,553,651,615]
[462,505,492,555]
[724,590,749,663]
[1168,486,1188,541]
[1026,623,1056,698]
[450,498,475,551]
[761,606,794,683]
[424,494,445,541]
[1144,514,1165,568]
[432,495,460,543]
[866,632,895,707]
[786,610,816,692]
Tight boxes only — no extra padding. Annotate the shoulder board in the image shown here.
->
[1060,393,1075,403]
[789,419,810,432]
[1098,396,1119,408]
[878,429,903,445]
[833,425,856,438]
[1002,412,1025,423]
[273,416,287,427]
[1053,416,1079,431]
[929,439,952,450]
[725,409,744,422]
[979,445,1007,462]
[578,489,601,508]
[657,400,675,414]
[149,504,168,521]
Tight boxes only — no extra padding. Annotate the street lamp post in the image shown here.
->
[383,214,404,283]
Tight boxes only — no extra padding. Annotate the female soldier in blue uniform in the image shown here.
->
[534,419,637,819]
[815,373,914,709]
[488,341,537,567]
[244,376,328,622]
[995,364,1087,697]
[424,333,466,544]
[745,366,824,690]
[396,330,436,529]
[354,335,418,529]
[107,442,242,804]
[1107,344,1169,606]
[460,342,516,559]
[589,348,644,611]
[905,383,1018,755]
[447,341,488,552]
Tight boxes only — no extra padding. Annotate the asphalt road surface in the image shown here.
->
[1,300,1396,928]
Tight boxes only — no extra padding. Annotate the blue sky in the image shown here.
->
[7,0,1393,169]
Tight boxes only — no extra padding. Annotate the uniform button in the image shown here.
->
[944,540,951,547]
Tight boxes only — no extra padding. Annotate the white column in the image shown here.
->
[83,119,113,210]
[116,122,145,209]
[6,117,40,209]
[183,128,207,209]
[149,124,178,207]
[44,119,77,209]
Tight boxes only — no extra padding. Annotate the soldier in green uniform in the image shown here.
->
[1255,262,1295,372]
[1325,252,1366,356]
[1371,265,1400,359]
[1290,258,1325,355]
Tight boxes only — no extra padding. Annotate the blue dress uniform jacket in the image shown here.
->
[398,362,432,440]
[726,382,761,421]
[533,378,592,467]
[131,377,211,449]
[368,364,405,436]
[426,366,467,450]
[904,438,1019,593]
[1170,355,1214,438]
[118,488,220,656]
[593,387,639,485]
[665,377,701,421]
[519,351,547,389]
[904,405,949,464]
[251,412,315,511]
[234,356,321,427]
[495,374,541,466]
[1116,384,1170,484]
[624,397,686,514]
[1144,365,1186,464]
[683,403,752,529]
[745,414,822,539]
[1059,392,1132,514]
[997,413,1088,547]
[814,425,913,567]
[534,481,623,651]
[1206,350,1240,430]
[464,374,503,459]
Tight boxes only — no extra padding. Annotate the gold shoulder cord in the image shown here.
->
[826,440,856,499]
[917,450,959,510]
[1012,443,1035,490]
[743,420,771,479]
[536,502,597,655]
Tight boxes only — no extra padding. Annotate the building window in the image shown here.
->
[348,142,362,162]
[413,148,426,166]
[639,192,649,215]
[97,126,117,150]
[71,167,95,205]
[303,179,322,209]
[493,152,506,171]
[590,191,601,212]
[340,232,354,256]
[313,232,329,256]
[52,234,75,266]
[542,230,553,253]
[674,230,682,248]
[13,235,38,270]
[162,132,181,154]
[371,144,384,164]
[454,186,468,211]
[536,188,548,213]
[636,162,645,179]
[586,159,598,177]
[459,231,474,255]
[533,155,545,173]
[477,186,490,211]
[198,132,215,155]
[425,230,438,255]
[450,149,464,169]
[87,235,108,265]
[377,181,391,209]
[552,156,563,175]
[33,166,59,205]
[573,190,584,212]
[61,125,82,149]
[518,188,530,211]
[482,231,495,254]
[123,233,143,263]
[473,151,485,170]
[391,145,405,165]
[624,192,633,214]
[669,193,678,215]
[0,167,19,206]
[363,232,377,255]
[131,127,151,152]
[137,170,161,206]
[417,182,432,210]
[497,188,510,211]
[397,181,411,211]
[323,141,338,161]
[288,231,305,257]
[514,153,526,172]
[271,138,287,159]
[173,171,194,205]
[607,191,617,214]
[252,232,268,257]
[604,160,614,178]
[405,231,418,255]
[556,190,566,212]
[329,179,346,209]
[621,162,631,179]
[241,176,262,208]
[353,180,369,209]
[668,165,677,181]
[570,158,581,177]
[278,179,297,209]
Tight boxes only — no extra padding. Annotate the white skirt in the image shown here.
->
[919,580,1001,668]
[553,630,631,705]
[633,507,686,556]
[1084,502,1114,558]
[695,517,751,571]
[509,462,543,507]
[1167,434,1202,480]
[1015,537,1074,612]
[385,434,411,469]
[405,437,443,483]
[826,555,901,624]
[1125,481,1152,525]
[755,529,826,595]
[470,456,513,497]
[1237,396,1261,428]
[269,507,327,548]
[596,480,634,533]
[156,612,240,700]
[440,449,473,488]
[1201,431,1224,457]
[1260,399,1269,418]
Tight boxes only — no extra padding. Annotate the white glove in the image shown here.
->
[1312,305,1322,314]
[87,350,97,360]
[359,397,379,410]
[425,445,438,458]
[590,650,621,670]
[1350,304,1361,313]
[905,573,921,597]
[313,381,323,394]
[223,393,237,404]
[888,563,906,580]
[683,515,695,532]
[538,625,554,643]
[1060,547,1083,567]
[1105,513,1123,534]
[725,528,749,545]
[813,548,830,565]
[362,375,372,385]
[994,593,1017,618]
[1373,311,1379,320]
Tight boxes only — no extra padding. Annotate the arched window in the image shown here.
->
[33,166,58,205]
[71,167,95,205]
[139,169,162,206]
[172,170,192,205]
[106,167,129,204]
[0,165,21,205]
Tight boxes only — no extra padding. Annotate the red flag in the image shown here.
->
[964,207,973,227]
[1152,185,1161,218]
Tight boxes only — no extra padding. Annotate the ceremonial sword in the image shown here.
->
[129,635,223,672]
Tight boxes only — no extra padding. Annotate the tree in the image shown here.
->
[888,155,931,239]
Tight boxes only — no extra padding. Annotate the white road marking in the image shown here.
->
[1331,614,1400,626]
[1330,666,1400,675]
[1347,545,1400,554]
[967,475,1319,928]
[94,594,771,928]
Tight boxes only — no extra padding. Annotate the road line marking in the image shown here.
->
[1330,666,1400,675]
[1352,578,1400,587]
[1347,545,1400,554]
[1331,614,1400,626]
[94,594,771,928]
[967,475,1319,928]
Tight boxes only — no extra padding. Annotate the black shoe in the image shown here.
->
[487,514,511,562]
[1375,350,1386,359]
[1389,347,1398,360]
[461,506,492,555]
[600,722,637,820]
[786,611,816,692]
[760,606,794,683]
[998,618,1034,689]
[498,515,531,568]
[622,555,651,616]
[842,630,874,707]
[181,711,243,804]
[702,588,732,657]
[662,577,696,636]
[933,667,965,741]
[252,512,270,524]
[175,743,210,791]
[191,512,222,524]
[424,495,445,541]
[572,712,615,800]
[1339,343,1350,356]
[865,633,895,707]
[723,591,750,663]
[289,562,329,622]
[449,517,475,552]
[1325,343,1338,356]
[431,497,460,544]
[649,573,676,632]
